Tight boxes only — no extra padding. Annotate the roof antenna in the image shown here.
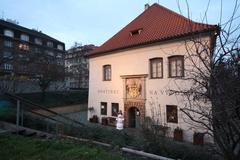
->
[1,11,4,20]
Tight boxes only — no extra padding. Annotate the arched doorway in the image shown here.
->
[128,107,141,128]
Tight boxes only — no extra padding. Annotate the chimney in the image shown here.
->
[145,3,150,10]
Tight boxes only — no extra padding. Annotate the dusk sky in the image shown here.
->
[0,0,237,49]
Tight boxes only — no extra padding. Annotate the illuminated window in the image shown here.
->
[4,29,14,37]
[20,34,29,42]
[112,103,119,117]
[166,105,178,123]
[101,102,107,115]
[168,56,184,77]
[19,44,29,51]
[150,58,163,78]
[34,38,42,45]
[103,65,111,81]
[4,40,13,47]
[47,41,53,47]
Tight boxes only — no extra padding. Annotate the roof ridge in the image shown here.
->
[153,3,216,27]
[0,19,64,43]
[88,3,218,56]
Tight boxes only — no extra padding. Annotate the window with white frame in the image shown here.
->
[20,34,29,42]
[4,29,14,37]
[34,38,42,45]
[57,44,63,50]
[47,41,53,47]
[4,40,13,47]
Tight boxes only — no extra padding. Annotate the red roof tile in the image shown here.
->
[88,3,218,56]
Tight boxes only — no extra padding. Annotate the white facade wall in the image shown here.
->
[88,37,212,143]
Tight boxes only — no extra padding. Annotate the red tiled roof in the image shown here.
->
[88,3,218,56]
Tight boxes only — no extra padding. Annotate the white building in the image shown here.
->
[87,4,218,143]
[65,44,97,89]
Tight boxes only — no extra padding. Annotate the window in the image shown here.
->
[34,47,41,54]
[103,65,111,81]
[101,102,107,115]
[57,44,63,50]
[112,103,119,117]
[166,105,178,123]
[150,58,163,78]
[56,53,62,58]
[4,29,14,37]
[20,34,29,42]
[47,41,53,47]
[130,28,143,36]
[45,50,54,56]
[168,56,184,77]
[4,64,13,70]
[35,38,42,45]
[19,44,29,51]
[3,51,12,58]
[4,40,13,47]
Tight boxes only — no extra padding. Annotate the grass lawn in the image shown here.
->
[0,133,123,160]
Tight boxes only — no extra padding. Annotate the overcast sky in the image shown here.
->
[0,0,238,49]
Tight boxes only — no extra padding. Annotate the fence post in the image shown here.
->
[16,100,20,134]
[56,123,58,136]
[46,122,49,133]
[21,105,23,126]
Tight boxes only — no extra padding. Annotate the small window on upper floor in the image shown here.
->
[47,41,53,48]
[4,29,14,38]
[34,47,41,54]
[130,28,143,36]
[35,38,42,45]
[19,44,29,51]
[4,40,13,47]
[56,53,62,58]
[168,55,184,78]
[20,34,29,42]
[45,50,54,56]
[150,58,163,78]
[57,44,63,50]
[103,65,111,81]
[3,51,12,59]
[3,63,13,70]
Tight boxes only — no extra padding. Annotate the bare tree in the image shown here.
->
[170,1,240,159]
[37,62,65,100]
